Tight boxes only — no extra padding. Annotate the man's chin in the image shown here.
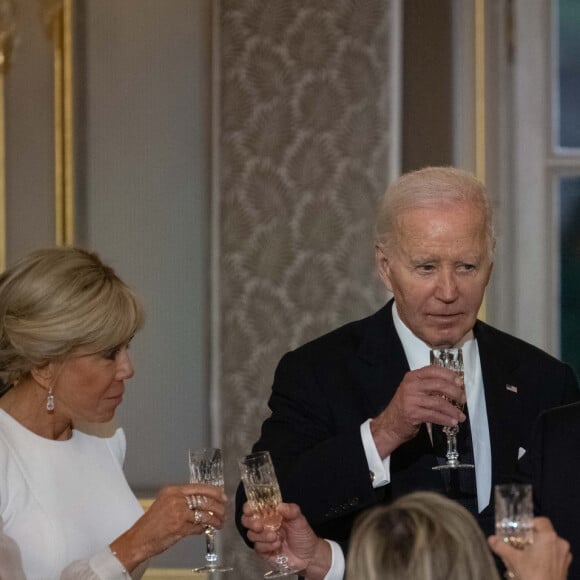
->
[425,327,468,349]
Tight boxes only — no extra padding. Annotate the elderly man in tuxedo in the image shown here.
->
[235,166,580,575]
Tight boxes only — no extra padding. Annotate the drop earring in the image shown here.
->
[46,385,55,412]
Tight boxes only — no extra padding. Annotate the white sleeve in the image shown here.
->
[61,549,146,580]
[0,515,27,580]
[1,515,146,580]
[321,540,345,580]
[0,517,136,580]
[360,419,391,487]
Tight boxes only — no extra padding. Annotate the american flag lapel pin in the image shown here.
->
[506,384,518,394]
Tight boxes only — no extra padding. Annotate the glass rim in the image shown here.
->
[188,447,223,463]
[239,450,272,463]
[189,446,222,453]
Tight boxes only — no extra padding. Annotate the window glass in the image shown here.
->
[560,176,580,378]
[558,0,580,148]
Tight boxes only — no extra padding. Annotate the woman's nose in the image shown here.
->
[116,349,135,380]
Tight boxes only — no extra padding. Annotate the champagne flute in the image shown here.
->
[239,450,300,578]
[495,483,534,549]
[431,348,475,470]
[188,447,233,573]
[495,483,534,579]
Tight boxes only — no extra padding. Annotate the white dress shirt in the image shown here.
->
[390,303,491,512]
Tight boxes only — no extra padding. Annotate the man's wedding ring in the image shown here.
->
[186,496,195,510]
[194,509,203,524]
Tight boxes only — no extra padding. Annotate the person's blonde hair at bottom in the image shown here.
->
[346,491,500,580]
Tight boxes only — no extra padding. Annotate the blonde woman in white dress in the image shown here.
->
[0,247,226,580]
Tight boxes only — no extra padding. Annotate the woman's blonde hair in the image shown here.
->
[0,247,144,385]
[346,491,500,580]
[375,166,496,260]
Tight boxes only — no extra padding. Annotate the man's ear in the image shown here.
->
[375,245,393,293]
[31,364,55,389]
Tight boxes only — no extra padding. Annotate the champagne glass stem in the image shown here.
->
[189,447,233,573]
[274,552,291,570]
[446,432,459,465]
[264,548,294,578]
[204,526,218,565]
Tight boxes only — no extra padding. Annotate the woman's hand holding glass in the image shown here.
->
[109,483,226,573]
[488,517,571,580]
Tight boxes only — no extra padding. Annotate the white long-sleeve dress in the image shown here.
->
[0,409,146,580]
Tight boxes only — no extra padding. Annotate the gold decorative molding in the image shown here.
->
[0,0,16,271]
[138,497,155,511]
[0,0,15,75]
[0,72,5,271]
[38,0,63,37]
[40,0,75,246]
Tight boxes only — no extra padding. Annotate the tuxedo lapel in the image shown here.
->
[353,300,410,417]
[475,321,524,489]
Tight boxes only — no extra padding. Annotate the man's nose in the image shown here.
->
[436,269,459,302]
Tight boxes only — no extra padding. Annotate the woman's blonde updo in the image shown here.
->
[346,491,500,580]
[0,247,144,385]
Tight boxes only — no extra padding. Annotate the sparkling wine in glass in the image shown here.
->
[431,348,475,470]
[188,447,233,573]
[239,450,300,578]
[495,483,534,549]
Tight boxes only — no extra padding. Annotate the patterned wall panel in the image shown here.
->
[218,1,398,574]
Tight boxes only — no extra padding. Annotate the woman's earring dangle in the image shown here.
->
[46,385,55,412]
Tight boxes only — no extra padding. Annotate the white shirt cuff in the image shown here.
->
[88,549,130,579]
[322,540,345,580]
[360,419,390,487]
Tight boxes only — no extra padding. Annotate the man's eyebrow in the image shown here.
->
[410,256,437,264]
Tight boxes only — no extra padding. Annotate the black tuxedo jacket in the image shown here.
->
[236,301,580,544]
[525,402,580,580]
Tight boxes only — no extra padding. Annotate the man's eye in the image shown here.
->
[417,264,435,272]
[459,263,476,272]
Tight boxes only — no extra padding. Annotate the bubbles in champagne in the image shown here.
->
[495,519,534,549]
[246,483,283,530]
